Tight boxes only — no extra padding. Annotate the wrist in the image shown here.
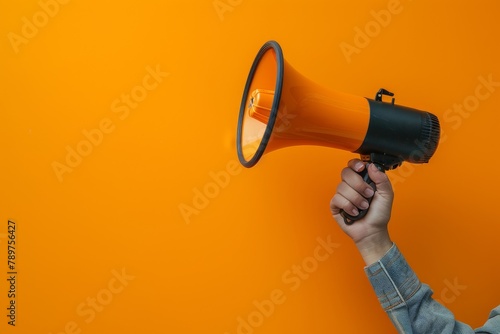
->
[355,230,393,266]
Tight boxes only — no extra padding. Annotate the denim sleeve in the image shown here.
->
[364,243,500,334]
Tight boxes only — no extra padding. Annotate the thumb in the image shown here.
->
[364,163,394,225]
[367,163,393,196]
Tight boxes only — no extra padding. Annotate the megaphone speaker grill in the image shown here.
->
[237,40,440,173]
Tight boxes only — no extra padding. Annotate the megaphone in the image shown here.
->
[236,41,440,223]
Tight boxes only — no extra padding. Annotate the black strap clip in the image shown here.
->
[375,88,395,105]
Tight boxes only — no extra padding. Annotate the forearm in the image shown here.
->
[364,244,484,334]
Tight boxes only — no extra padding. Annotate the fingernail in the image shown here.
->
[351,208,359,216]
[360,200,369,210]
[364,188,375,197]
[355,162,364,172]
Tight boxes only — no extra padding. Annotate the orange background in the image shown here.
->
[1,1,499,333]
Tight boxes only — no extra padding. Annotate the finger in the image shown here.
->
[336,180,370,212]
[340,167,375,199]
[330,193,360,217]
[347,159,366,173]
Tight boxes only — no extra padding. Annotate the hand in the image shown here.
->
[330,159,394,265]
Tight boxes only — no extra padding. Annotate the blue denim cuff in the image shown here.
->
[364,244,421,311]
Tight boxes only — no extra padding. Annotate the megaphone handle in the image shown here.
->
[340,163,382,225]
